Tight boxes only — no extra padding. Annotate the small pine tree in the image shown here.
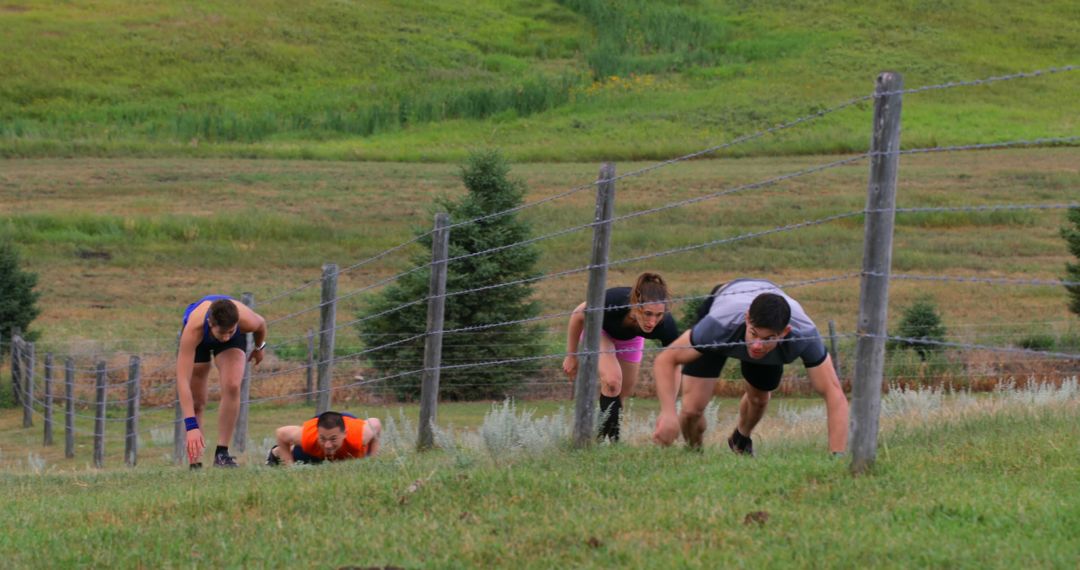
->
[1060,207,1080,315]
[0,237,41,341]
[356,150,543,400]
[894,296,947,361]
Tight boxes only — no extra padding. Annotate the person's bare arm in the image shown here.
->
[176,318,204,462]
[807,355,849,454]
[652,330,703,445]
[275,425,303,466]
[562,301,587,380]
[364,418,382,457]
[236,302,268,364]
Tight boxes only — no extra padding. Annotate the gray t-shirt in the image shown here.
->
[689,278,827,367]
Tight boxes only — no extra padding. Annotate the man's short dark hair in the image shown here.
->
[208,299,239,329]
[748,293,791,332]
[316,411,346,431]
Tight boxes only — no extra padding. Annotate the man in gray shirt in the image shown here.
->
[652,279,848,455]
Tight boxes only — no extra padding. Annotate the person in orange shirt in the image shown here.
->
[266,411,382,466]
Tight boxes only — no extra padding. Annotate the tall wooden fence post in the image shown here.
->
[305,328,315,403]
[828,320,841,378]
[43,353,54,446]
[64,357,74,458]
[64,360,75,457]
[850,71,903,475]
[418,213,451,451]
[316,263,339,415]
[125,355,141,467]
[10,330,20,406]
[233,292,254,453]
[22,341,35,428]
[93,361,106,468]
[573,163,616,447]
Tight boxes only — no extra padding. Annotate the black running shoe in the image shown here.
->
[213,453,239,468]
[189,462,203,470]
[727,428,754,456]
[265,446,281,467]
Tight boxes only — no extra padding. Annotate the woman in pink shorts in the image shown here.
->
[563,272,680,441]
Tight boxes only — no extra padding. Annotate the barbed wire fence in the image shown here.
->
[4,65,1078,470]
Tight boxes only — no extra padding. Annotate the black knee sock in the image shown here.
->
[215,445,229,458]
[599,395,622,441]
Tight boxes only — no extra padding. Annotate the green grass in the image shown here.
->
[1,0,1077,161]
[0,399,1077,567]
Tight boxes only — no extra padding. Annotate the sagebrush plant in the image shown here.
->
[356,150,544,400]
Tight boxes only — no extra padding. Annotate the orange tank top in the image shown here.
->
[300,416,368,460]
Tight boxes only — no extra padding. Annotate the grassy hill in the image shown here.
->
[1,0,1077,161]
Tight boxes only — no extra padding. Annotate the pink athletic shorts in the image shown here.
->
[582,331,645,363]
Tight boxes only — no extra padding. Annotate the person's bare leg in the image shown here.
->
[736,383,771,438]
[213,348,246,447]
[616,360,640,402]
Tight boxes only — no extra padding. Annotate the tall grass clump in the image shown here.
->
[476,399,570,459]
[556,0,729,78]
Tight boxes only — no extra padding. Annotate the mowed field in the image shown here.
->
[1,148,1078,359]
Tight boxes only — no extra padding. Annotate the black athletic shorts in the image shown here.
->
[682,353,784,392]
[290,445,325,465]
[194,333,248,364]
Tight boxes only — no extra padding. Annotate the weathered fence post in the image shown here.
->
[93,360,106,468]
[828,320,841,378]
[22,341,35,428]
[418,213,451,451]
[573,163,616,447]
[125,355,141,467]
[850,71,903,475]
[173,331,184,465]
[305,328,315,403]
[64,357,74,458]
[316,263,339,415]
[10,329,20,406]
[173,400,185,465]
[43,353,54,446]
[233,292,254,453]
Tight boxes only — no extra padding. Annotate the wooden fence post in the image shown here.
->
[306,328,315,403]
[43,353,54,446]
[850,71,903,475]
[573,163,616,447]
[22,341,34,428]
[418,213,450,451]
[10,329,20,406]
[233,292,254,453]
[125,355,141,467]
[64,357,74,458]
[93,361,106,468]
[828,320,841,378]
[316,263,338,415]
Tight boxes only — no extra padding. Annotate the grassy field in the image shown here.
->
[0,388,1077,567]
[1,0,1077,161]
[1,148,1078,388]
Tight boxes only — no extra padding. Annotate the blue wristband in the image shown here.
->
[184,417,199,431]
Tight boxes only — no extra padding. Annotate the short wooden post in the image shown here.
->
[93,361,106,468]
[22,341,35,428]
[10,329,20,406]
[850,72,903,475]
[316,263,339,415]
[43,353,54,446]
[573,163,616,447]
[173,400,185,465]
[125,355,141,466]
[233,292,254,453]
[305,328,315,403]
[417,213,450,451]
[64,357,74,458]
[828,320,841,377]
